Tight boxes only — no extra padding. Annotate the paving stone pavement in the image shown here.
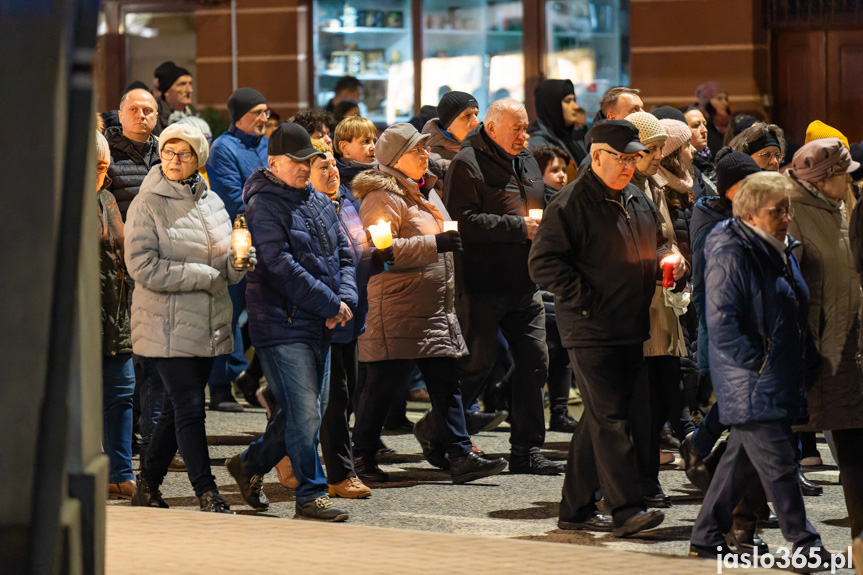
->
[107,400,858,574]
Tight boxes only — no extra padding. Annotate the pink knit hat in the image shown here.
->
[695,81,724,109]
[659,119,692,158]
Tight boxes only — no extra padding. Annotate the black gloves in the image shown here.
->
[435,231,463,253]
[371,246,394,272]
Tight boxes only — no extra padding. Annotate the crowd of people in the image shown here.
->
[95,63,863,569]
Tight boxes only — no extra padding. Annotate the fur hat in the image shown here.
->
[625,111,668,146]
[158,122,209,169]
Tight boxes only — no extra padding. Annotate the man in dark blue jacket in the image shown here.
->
[225,123,358,522]
[690,172,828,563]
[530,120,682,538]
[205,88,270,411]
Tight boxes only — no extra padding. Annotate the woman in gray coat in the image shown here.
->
[125,123,255,512]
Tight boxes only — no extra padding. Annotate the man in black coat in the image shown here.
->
[529,120,683,537]
[443,98,562,475]
[105,88,161,221]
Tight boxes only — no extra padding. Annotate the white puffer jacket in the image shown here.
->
[124,166,245,358]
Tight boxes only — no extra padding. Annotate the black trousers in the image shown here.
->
[456,289,548,453]
[546,320,574,411]
[353,357,472,460]
[143,356,216,497]
[560,344,649,526]
[832,427,863,538]
[320,342,358,484]
[643,355,687,496]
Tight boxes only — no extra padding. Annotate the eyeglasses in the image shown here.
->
[160,149,196,163]
[406,145,429,157]
[759,205,794,218]
[248,108,271,119]
[756,150,784,163]
[599,148,639,167]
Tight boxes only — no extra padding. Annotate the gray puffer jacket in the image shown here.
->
[124,166,245,358]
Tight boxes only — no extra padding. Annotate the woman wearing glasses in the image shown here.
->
[690,171,830,562]
[125,123,256,512]
[349,123,507,485]
[728,122,788,172]
[788,138,863,543]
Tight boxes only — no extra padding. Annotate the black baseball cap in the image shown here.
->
[268,122,326,161]
[586,120,648,155]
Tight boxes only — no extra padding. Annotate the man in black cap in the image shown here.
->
[204,87,270,412]
[225,122,357,521]
[422,91,480,167]
[152,61,195,136]
[529,119,683,537]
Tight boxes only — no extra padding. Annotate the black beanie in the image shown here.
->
[437,91,478,130]
[154,61,192,94]
[228,88,267,124]
[747,131,781,154]
[715,147,761,197]
[651,105,686,123]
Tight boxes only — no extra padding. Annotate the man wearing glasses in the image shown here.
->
[205,88,271,412]
[529,120,683,537]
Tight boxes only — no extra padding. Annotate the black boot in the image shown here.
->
[354,455,389,483]
[413,411,449,470]
[235,371,261,407]
[548,407,578,433]
[198,490,234,513]
[130,474,169,508]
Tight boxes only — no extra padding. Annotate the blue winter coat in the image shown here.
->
[705,218,811,426]
[206,125,268,221]
[328,184,371,344]
[691,195,732,374]
[242,169,358,352]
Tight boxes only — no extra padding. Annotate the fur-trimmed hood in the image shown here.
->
[350,165,438,202]
[728,122,787,158]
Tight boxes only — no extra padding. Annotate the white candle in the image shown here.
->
[442,221,458,232]
[368,220,393,249]
[529,209,543,220]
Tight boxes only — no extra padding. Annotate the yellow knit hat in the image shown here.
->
[805,120,849,149]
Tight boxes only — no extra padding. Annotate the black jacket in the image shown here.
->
[105,126,161,220]
[443,124,546,294]
[529,167,670,347]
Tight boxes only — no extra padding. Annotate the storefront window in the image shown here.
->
[123,12,196,97]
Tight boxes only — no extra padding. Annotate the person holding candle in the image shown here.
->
[443,98,560,476]
[349,122,507,485]
[529,120,683,537]
[125,122,255,512]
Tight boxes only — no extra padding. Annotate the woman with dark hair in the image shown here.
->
[694,81,731,161]
[527,79,587,182]
[333,99,361,129]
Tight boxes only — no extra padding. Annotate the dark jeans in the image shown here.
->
[560,344,649,527]
[133,354,165,441]
[546,320,573,411]
[456,289,548,453]
[321,341,358,484]
[143,356,216,497]
[207,280,248,398]
[692,402,726,459]
[353,357,472,460]
[102,354,135,483]
[691,420,821,550]
[832,427,863,538]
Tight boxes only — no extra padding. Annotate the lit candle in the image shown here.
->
[661,254,681,288]
[368,219,393,249]
[529,209,543,220]
[442,221,458,232]
[232,215,253,269]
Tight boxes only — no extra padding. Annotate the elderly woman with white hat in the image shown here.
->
[124,122,256,512]
[788,137,863,541]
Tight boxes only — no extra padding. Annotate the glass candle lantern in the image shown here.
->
[232,215,253,269]
[529,209,543,220]
[442,221,458,232]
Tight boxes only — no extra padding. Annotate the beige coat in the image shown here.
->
[351,165,467,362]
[788,179,863,431]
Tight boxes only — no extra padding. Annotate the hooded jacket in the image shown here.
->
[705,218,811,426]
[691,195,732,374]
[105,126,161,220]
[124,167,245,358]
[443,124,547,295]
[242,169,358,352]
[529,167,670,348]
[351,165,467,362]
[787,179,863,431]
[206,125,269,221]
[527,79,588,169]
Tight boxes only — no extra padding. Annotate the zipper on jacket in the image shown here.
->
[758,337,772,375]
[195,201,216,356]
[304,198,338,292]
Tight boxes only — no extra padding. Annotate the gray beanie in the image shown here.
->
[375,123,430,167]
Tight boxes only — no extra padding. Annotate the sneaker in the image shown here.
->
[800,455,823,467]
[275,456,299,489]
[167,453,186,472]
[108,480,136,499]
[198,490,234,513]
[130,474,169,508]
[548,408,578,433]
[450,452,507,484]
[328,477,372,499]
[353,455,389,483]
[509,451,564,475]
[225,454,269,511]
[235,371,262,407]
[295,495,349,522]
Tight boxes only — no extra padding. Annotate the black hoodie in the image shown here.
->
[527,79,588,166]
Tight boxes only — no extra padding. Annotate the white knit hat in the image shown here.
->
[173,115,213,140]
[95,130,110,163]
[158,122,210,169]
[625,111,668,146]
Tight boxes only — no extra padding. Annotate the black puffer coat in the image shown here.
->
[105,126,161,220]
